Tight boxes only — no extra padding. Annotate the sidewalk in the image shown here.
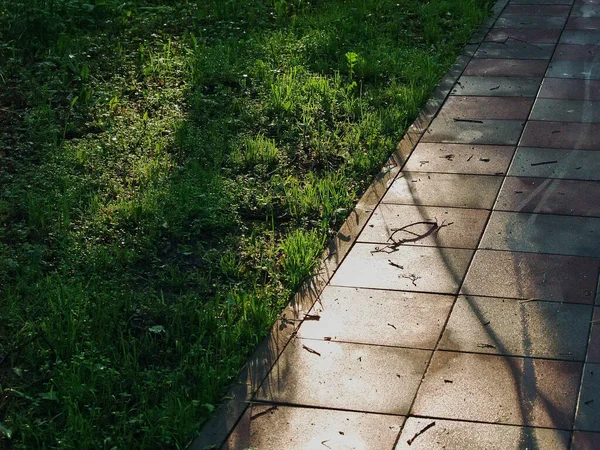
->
[194,0,600,448]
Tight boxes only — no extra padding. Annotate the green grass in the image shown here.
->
[0,0,490,447]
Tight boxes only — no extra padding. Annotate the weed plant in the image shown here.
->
[0,0,489,447]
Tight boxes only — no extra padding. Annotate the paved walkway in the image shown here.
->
[196,0,600,448]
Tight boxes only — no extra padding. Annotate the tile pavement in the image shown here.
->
[193,0,600,447]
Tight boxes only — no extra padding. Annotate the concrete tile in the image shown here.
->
[412,351,582,428]
[566,17,600,29]
[451,76,541,97]
[520,121,600,150]
[496,15,567,28]
[572,431,600,449]
[530,98,600,122]
[224,405,404,450]
[395,418,570,450]
[439,96,533,120]
[298,286,454,349]
[475,42,555,59]
[547,60,600,80]
[486,28,562,43]
[439,295,592,360]
[480,211,600,257]
[330,243,473,294]
[511,0,573,4]
[461,250,599,303]
[509,147,600,180]
[561,30,600,44]
[553,44,600,61]
[358,204,489,249]
[382,172,503,209]
[422,118,524,145]
[503,4,571,15]
[587,307,600,363]
[539,78,600,100]
[572,4,600,17]
[255,339,431,414]
[496,176,600,216]
[463,59,548,77]
[404,143,515,175]
[575,363,600,431]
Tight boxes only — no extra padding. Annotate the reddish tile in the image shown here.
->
[503,4,571,15]
[422,118,524,145]
[461,250,599,303]
[404,143,515,175]
[395,418,570,450]
[439,96,533,120]
[476,42,555,59]
[587,307,600,363]
[566,17,600,29]
[575,363,600,431]
[224,405,404,450]
[255,339,431,414]
[554,44,600,61]
[411,351,582,428]
[496,15,567,29]
[463,59,548,77]
[539,78,600,100]
[451,76,541,97]
[485,29,562,44]
[496,177,600,216]
[298,286,454,349]
[520,121,600,150]
[572,431,600,450]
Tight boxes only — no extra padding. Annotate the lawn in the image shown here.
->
[0,0,490,448]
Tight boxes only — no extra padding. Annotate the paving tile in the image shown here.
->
[358,204,489,249]
[475,42,555,59]
[330,243,473,294]
[503,4,571,15]
[463,59,548,77]
[561,30,600,44]
[530,98,600,122]
[496,15,567,28]
[439,295,592,360]
[586,307,600,364]
[572,431,600,450]
[539,78,600,100]
[422,118,524,145]
[572,4,600,17]
[461,249,599,303]
[382,172,503,209]
[255,339,431,414]
[566,17,600,29]
[395,418,570,450]
[480,211,600,257]
[553,44,600,60]
[510,0,573,4]
[224,405,404,450]
[509,147,600,180]
[547,60,600,80]
[438,96,533,120]
[485,28,562,43]
[451,76,542,97]
[411,351,582,428]
[496,176,600,216]
[404,143,515,175]
[575,363,600,431]
[520,121,600,149]
[298,286,454,349]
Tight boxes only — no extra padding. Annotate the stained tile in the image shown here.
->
[382,172,503,209]
[566,17,600,29]
[461,249,599,303]
[554,44,600,61]
[451,76,541,97]
[255,339,431,414]
[439,96,533,120]
[411,351,582,428]
[395,418,570,450]
[539,78,600,100]
[485,28,562,43]
[572,4,600,17]
[422,118,524,145]
[298,286,454,349]
[561,30,600,44]
[547,60,600,79]
[509,147,600,180]
[480,211,600,257]
[439,295,592,360]
[330,243,473,294]
[496,15,567,28]
[587,307,600,363]
[475,42,555,59]
[530,98,600,122]
[575,363,600,431]
[503,4,571,15]
[463,59,548,77]
[224,405,404,450]
[358,204,489,249]
[520,121,600,149]
[572,431,600,450]
[496,176,600,216]
[404,143,515,175]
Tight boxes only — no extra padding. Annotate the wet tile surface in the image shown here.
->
[404,143,515,175]
[224,404,404,450]
[547,60,600,79]
[539,78,600,100]
[298,286,454,349]
[561,30,600,44]
[451,76,541,96]
[461,250,599,303]
[463,59,548,77]
[480,211,600,257]
[587,308,600,363]
[496,15,567,29]
[411,351,582,428]
[575,363,600,431]
[422,118,524,145]
[395,418,570,450]
[382,172,503,208]
[439,96,533,120]
[572,431,600,450]
[485,29,562,43]
[495,177,600,216]
[358,204,489,249]
[330,243,473,294]
[439,295,592,360]
[475,42,555,59]
[530,98,600,122]
[509,147,600,180]
[520,121,600,149]
[256,339,431,414]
